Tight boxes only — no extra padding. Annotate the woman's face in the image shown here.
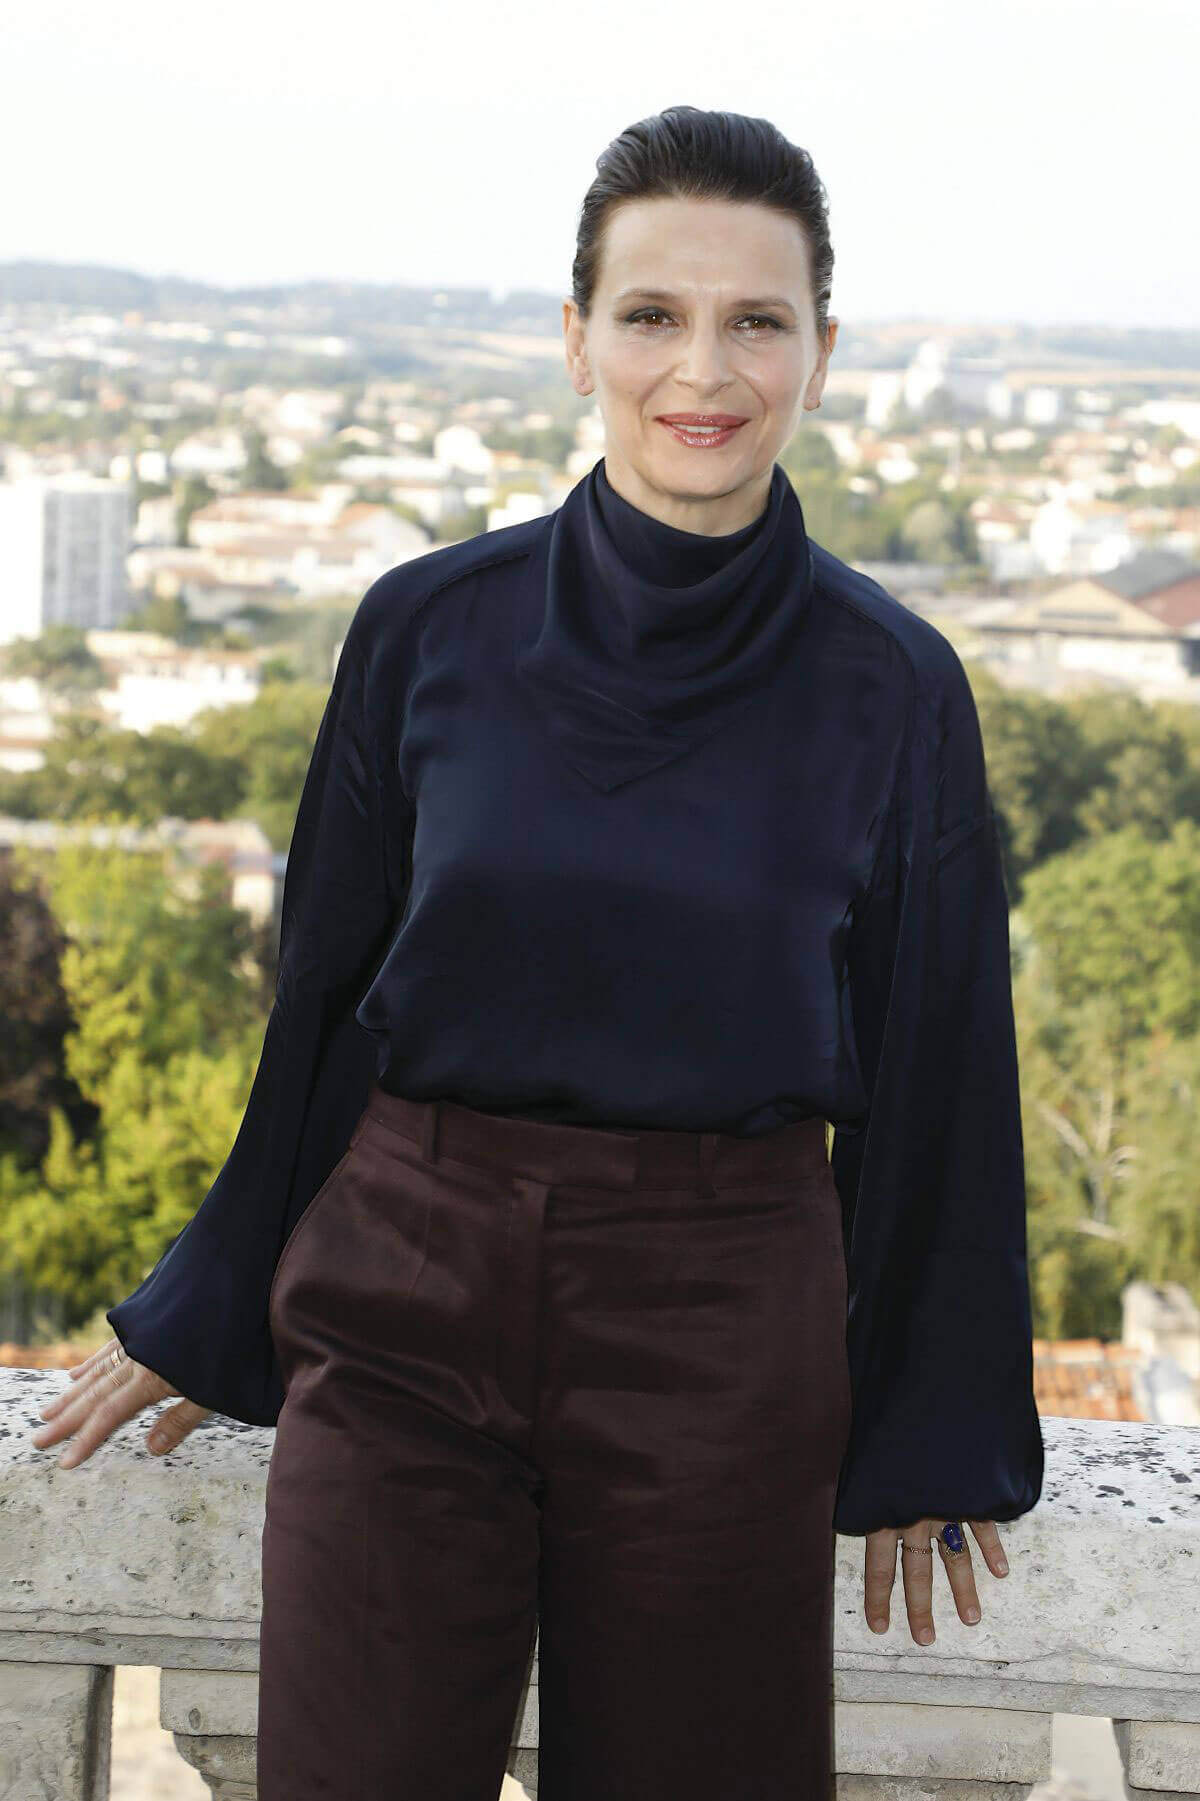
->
[563,194,838,534]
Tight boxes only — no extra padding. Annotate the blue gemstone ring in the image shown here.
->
[940,1521,966,1556]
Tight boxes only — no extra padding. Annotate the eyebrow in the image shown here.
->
[614,287,797,313]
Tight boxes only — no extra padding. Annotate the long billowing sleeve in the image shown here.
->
[830,636,1044,1537]
[106,597,409,1426]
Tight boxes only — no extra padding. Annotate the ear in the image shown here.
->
[562,299,592,394]
[804,318,838,409]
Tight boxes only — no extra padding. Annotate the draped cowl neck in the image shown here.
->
[514,455,815,792]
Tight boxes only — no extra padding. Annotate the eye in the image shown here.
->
[623,308,785,334]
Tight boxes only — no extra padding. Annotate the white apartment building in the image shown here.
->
[0,472,133,646]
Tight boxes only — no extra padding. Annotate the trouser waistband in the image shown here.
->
[361,1081,829,1194]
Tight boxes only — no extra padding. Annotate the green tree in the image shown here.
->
[1016,955,1138,1340]
[176,475,216,545]
[121,592,191,638]
[16,832,262,1098]
[1013,822,1200,1339]
[0,714,246,825]
[1066,691,1200,840]
[1018,821,1200,1049]
[0,830,275,1330]
[900,496,964,563]
[241,427,288,492]
[969,678,1094,885]
[1117,1028,1200,1283]
[0,626,109,700]
[190,674,335,849]
[0,851,95,1166]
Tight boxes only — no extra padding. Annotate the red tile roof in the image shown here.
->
[1032,1337,1146,1421]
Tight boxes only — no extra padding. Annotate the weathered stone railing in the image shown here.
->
[2,1370,1198,1798]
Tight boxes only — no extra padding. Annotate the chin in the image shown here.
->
[640,441,753,474]
[650,455,760,493]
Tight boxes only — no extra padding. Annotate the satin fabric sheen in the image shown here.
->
[515,455,811,790]
[108,455,1045,1537]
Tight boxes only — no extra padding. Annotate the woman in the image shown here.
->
[33,105,1043,1798]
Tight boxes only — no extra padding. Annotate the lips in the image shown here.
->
[657,414,748,426]
[657,418,748,448]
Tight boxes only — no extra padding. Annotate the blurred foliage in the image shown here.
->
[0,671,338,851]
[0,829,274,1320]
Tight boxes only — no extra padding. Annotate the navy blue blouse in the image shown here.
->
[108,454,1045,1537]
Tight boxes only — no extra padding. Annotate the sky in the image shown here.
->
[4,0,1196,329]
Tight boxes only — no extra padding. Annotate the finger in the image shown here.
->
[967,1518,1010,1578]
[38,1339,126,1417]
[146,1401,211,1455]
[33,1356,141,1452]
[936,1522,982,1625]
[37,1347,140,1430]
[64,1342,115,1379]
[40,1338,157,1416]
[863,1528,900,1633]
[33,1358,133,1445]
[32,1358,146,1465]
[899,1518,937,1644]
[51,1374,151,1468]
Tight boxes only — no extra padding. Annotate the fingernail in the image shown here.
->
[148,1433,166,1452]
[868,1616,887,1633]
[57,1448,77,1467]
[996,1558,1009,1575]
[965,1606,980,1623]
[917,1626,934,1644]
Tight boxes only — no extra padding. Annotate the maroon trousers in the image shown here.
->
[258,1082,851,1800]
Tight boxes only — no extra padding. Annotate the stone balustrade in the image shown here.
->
[2,1369,1198,1798]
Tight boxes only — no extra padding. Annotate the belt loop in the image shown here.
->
[697,1132,720,1198]
[421,1099,440,1164]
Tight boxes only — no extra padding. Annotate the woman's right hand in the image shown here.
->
[30,1337,212,1469]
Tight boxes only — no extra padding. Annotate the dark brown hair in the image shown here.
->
[571,105,835,341]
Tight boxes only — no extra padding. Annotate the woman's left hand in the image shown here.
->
[862,1518,1010,1643]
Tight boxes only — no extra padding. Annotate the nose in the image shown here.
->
[673,322,735,391]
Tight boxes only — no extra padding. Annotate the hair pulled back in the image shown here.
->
[571,105,834,340]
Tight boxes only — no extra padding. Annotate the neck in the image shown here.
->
[599,453,774,537]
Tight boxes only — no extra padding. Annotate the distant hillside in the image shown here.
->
[3,260,1200,372]
[0,259,556,334]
